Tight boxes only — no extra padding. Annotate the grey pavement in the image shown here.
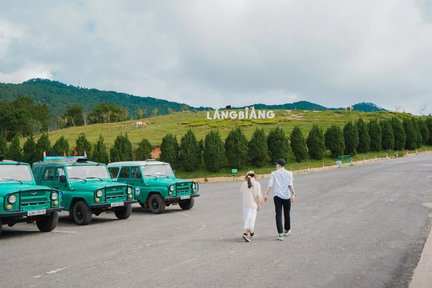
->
[0,153,431,288]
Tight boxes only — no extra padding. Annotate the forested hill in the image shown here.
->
[0,78,206,120]
[236,101,385,112]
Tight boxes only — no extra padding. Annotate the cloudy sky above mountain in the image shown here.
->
[1,0,432,114]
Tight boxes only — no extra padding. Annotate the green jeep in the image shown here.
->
[32,156,135,225]
[0,156,62,234]
[107,160,199,214]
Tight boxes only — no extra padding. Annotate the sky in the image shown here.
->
[1,0,432,115]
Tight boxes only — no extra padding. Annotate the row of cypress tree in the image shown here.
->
[1,116,431,172]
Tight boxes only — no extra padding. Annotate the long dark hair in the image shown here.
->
[247,172,255,188]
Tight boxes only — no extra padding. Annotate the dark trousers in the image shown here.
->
[274,196,291,234]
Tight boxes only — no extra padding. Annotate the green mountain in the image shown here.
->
[0,79,207,123]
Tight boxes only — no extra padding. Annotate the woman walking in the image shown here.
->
[240,171,263,242]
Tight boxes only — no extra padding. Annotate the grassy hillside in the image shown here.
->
[43,109,413,149]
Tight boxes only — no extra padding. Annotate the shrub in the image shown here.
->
[356,118,370,153]
[248,128,268,167]
[343,121,359,155]
[325,125,345,158]
[290,126,308,162]
[204,130,226,172]
[179,129,201,172]
[267,127,290,162]
[225,128,248,169]
[307,124,325,160]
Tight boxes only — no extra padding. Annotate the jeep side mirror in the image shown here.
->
[59,175,66,183]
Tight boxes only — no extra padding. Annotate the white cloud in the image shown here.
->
[0,64,53,83]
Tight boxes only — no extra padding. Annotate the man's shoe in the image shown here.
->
[283,230,291,236]
[277,234,284,241]
[250,232,256,238]
[242,233,251,242]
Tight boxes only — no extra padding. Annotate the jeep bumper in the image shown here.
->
[89,199,137,209]
[165,194,200,203]
[0,207,63,219]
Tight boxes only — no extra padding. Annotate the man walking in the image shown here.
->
[264,159,296,241]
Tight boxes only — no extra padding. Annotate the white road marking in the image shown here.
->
[52,230,77,234]
[46,267,67,274]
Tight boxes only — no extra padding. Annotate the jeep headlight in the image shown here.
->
[51,192,59,200]
[96,190,103,197]
[168,185,174,196]
[8,195,17,204]
[192,183,197,190]
[135,187,140,196]
[127,187,132,194]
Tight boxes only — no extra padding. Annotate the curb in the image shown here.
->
[409,216,432,288]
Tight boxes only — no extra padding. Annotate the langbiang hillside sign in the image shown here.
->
[206,107,275,120]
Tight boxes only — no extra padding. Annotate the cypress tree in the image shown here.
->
[381,119,394,150]
[23,134,39,165]
[248,128,268,167]
[412,118,422,148]
[225,128,248,169]
[36,133,51,159]
[267,127,290,162]
[7,134,22,161]
[53,136,70,156]
[75,133,92,158]
[418,119,429,146]
[426,117,432,145]
[160,134,180,168]
[0,133,7,156]
[392,118,406,151]
[403,119,417,150]
[343,121,359,155]
[179,129,201,172]
[203,130,226,172]
[110,134,133,161]
[306,124,325,160]
[290,126,308,162]
[92,134,109,164]
[135,138,153,160]
[324,125,345,158]
[356,118,370,153]
[368,120,382,152]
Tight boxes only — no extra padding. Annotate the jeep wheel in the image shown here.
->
[73,201,92,225]
[179,198,195,210]
[148,194,165,214]
[0,218,2,235]
[36,212,59,232]
[114,204,132,220]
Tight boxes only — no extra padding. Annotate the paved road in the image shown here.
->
[1,153,432,288]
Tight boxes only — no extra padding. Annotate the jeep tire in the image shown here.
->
[0,218,2,235]
[114,204,132,220]
[36,212,59,232]
[72,201,92,225]
[148,194,165,214]
[179,198,195,210]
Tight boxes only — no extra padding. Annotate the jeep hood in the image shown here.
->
[0,183,53,196]
[70,180,127,191]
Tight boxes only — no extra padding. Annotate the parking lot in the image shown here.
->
[1,153,432,288]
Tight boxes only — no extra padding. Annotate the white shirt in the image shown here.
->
[240,179,262,209]
[268,167,293,200]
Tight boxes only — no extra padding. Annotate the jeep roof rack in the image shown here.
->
[43,156,88,162]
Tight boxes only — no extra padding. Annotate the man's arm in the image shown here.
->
[264,186,272,202]
[289,184,296,202]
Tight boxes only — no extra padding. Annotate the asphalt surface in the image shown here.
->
[1,153,431,288]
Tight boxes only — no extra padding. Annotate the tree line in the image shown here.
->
[1,116,431,171]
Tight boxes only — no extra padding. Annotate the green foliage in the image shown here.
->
[307,125,325,160]
[75,133,92,158]
[110,134,133,161]
[88,102,129,124]
[36,133,51,158]
[267,127,290,162]
[92,134,109,164]
[381,119,394,150]
[324,125,345,158]
[412,119,422,148]
[418,119,429,146]
[392,118,406,151]
[248,128,268,167]
[0,134,7,156]
[22,135,39,165]
[356,118,370,153]
[7,134,22,161]
[426,117,432,145]
[62,104,85,128]
[179,129,201,172]
[0,97,49,140]
[160,134,180,168]
[203,130,226,172]
[290,126,308,162]
[368,120,382,152]
[225,128,249,169]
[403,119,417,150]
[343,121,359,155]
[135,138,153,160]
[53,136,70,156]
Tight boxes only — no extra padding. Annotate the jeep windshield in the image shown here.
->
[141,164,175,177]
[66,165,110,181]
[0,164,33,182]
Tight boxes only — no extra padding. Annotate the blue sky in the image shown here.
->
[1,0,432,114]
